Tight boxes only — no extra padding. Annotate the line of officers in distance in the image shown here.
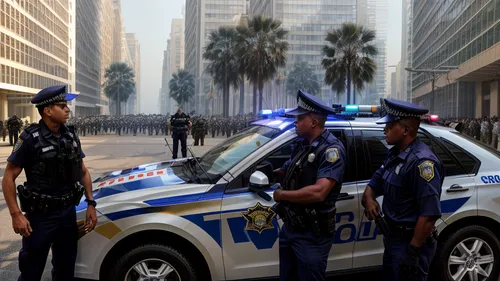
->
[66,113,258,139]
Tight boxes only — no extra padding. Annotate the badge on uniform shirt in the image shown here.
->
[241,202,276,234]
[418,160,435,182]
[13,139,23,152]
[325,147,339,163]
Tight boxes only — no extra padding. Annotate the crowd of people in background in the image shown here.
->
[442,116,500,149]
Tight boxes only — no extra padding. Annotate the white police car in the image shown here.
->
[75,106,500,281]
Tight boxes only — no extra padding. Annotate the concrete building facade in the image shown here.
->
[399,0,413,102]
[0,0,75,122]
[185,0,246,114]
[411,0,500,118]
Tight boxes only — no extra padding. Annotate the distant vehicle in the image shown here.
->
[75,106,499,281]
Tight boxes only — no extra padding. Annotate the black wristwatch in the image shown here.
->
[85,199,97,208]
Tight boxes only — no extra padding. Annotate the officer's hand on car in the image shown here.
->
[363,198,380,221]
[85,206,97,232]
[12,212,32,237]
[273,189,283,202]
[399,244,420,281]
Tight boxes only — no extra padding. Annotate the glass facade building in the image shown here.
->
[0,0,73,121]
[250,0,387,105]
[185,0,246,114]
[75,0,102,116]
[412,0,500,117]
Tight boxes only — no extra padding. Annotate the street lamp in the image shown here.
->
[404,66,458,112]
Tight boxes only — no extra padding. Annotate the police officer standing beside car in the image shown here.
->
[1,85,97,281]
[362,99,444,281]
[272,90,346,281]
[169,107,191,159]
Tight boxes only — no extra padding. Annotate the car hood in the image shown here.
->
[76,159,190,211]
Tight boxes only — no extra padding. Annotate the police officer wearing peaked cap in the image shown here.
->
[169,107,191,159]
[273,90,346,281]
[361,99,444,281]
[1,85,97,281]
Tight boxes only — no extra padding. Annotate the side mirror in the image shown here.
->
[249,171,272,201]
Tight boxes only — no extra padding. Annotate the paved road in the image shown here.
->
[0,134,379,281]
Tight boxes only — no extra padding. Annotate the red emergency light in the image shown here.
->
[429,115,439,122]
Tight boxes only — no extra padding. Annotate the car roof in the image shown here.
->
[252,116,457,133]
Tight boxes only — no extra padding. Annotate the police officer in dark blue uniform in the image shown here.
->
[1,85,98,281]
[361,99,444,281]
[169,107,191,159]
[273,90,346,281]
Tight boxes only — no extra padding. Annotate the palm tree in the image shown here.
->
[168,69,195,107]
[104,62,136,116]
[286,61,321,96]
[322,22,378,104]
[238,15,288,114]
[203,26,240,117]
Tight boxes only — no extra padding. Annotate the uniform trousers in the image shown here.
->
[382,236,437,281]
[279,224,335,281]
[18,205,77,281]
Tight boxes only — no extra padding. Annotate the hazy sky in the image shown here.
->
[121,0,402,114]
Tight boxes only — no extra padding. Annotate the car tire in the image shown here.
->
[433,225,500,281]
[109,244,198,281]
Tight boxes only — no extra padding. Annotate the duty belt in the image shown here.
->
[17,184,84,214]
[384,218,438,243]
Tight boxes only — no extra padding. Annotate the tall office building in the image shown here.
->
[411,0,500,118]
[159,18,185,115]
[99,0,114,115]
[75,0,103,116]
[399,0,413,102]
[159,41,171,115]
[250,0,386,105]
[185,0,246,114]
[0,0,75,121]
[126,33,140,114]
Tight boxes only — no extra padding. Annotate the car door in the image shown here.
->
[351,129,389,268]
[220,127,358,280]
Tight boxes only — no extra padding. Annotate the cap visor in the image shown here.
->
[64,93,78,101]
[375,114,397,124]
[285,107,309,116]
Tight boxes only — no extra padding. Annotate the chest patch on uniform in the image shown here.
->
[42,146,55,153]
[13,139,23,152]
[418,160,435,182]
[241,202,276,234]
[325,147,339,163]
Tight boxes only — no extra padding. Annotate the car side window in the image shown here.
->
[328,129,356,183]
[357,130,389,181]
[355,128,470,180]
[226,138,297,190]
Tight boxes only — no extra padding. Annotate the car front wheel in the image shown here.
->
[434,225,500,281]
[110,244,197,281]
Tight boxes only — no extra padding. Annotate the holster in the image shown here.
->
[73,183,85,206]
[17,184,34,213]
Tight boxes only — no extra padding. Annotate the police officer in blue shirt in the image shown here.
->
[361,99,444,281]
[273,90,346,281]
[1,85,97,281]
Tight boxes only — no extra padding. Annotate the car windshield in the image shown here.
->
[451,131,500,159]
[198,125,282,177]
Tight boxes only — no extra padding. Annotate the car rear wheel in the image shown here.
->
[434,225,500,281]
[110,244,197,281]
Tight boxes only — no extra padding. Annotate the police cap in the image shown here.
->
[376,99,429,124]
[31,85,78,108]
[286,90,337,116]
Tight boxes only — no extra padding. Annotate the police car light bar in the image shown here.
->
[333,104,380,114]
[430,115,439,121]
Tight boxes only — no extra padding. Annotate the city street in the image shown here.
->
[0,134,377,281]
